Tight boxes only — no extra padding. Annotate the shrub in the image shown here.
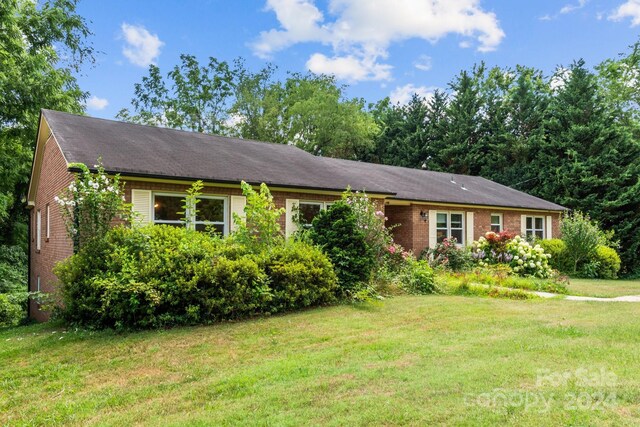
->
[400,258,437,294]
[260,240,338,311]
[308,201,375,294]
[560,211,610,275]
[472,234,553,278]
[56,162,131,249]
[342,189,394,264]
[594,246,622,279]
[538,239,569,272]
[428,238,472,271]
[506,236,553,278]
[0,293,25,327]
[579,245,622,280]
[232,181,285,252]
[0,245,30,327]
[55,225,338,330]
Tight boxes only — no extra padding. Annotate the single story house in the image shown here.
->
[27,109,565,320]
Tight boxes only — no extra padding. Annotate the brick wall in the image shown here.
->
[29,136,75,321]
[385,203,561,255]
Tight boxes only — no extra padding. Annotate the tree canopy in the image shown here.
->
[0,0,93,246]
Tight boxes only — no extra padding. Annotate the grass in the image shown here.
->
[437,269,568,296]
[2,294,640,426]
[567,278,640,298]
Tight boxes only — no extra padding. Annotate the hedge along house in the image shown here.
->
[28,110,565,320]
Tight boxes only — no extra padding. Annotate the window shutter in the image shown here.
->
[520,214,527,237]
[230,195,247,231]
[131,189,152,226]
[285,199,299,238]
[546,215,553,239]
[428,209,437,248]
[466,212,474,246]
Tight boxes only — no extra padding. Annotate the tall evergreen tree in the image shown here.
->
[430,65,485,175]
[535,60,640,273]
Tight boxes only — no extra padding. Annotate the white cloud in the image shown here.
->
[413,54,432,71]
[121,23,164,67]
[390,84,438,105]
[609,0,640,26]
[560,0,587,15]
[539,0,587,21]
[252,0,505,82]
[86,96,109,111]
[306,52,393,81]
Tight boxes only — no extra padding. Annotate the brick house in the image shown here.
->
[27,110,565,320]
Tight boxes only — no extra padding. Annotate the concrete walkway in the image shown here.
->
[485,285,640,302]
[564,294,640,302]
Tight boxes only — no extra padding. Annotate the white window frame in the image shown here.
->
[36,209,41,251]
[46,204,50,240]
[525,216,545,240]
[152,192,228,236]
[297,201,333,228]
[490,213,503,233]
[194,195,228,235]
[436,211,465,245]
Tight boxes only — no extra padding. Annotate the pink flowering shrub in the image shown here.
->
[427,237,472,271]
[342,189,395,265]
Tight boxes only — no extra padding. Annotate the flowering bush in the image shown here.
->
[427,238,472,271]
[342,189,394,264]
[56,162,131,249]
[472,232,552,278]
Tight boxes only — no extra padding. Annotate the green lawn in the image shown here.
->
[2,294,639,426]
[567,278,640,298]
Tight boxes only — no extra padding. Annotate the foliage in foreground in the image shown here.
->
[0,245,30,327]
[54,225,337,330]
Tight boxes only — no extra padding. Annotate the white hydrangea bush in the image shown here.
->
[56,162,131,248]
[506,236,553,277]
[472,232,553,278]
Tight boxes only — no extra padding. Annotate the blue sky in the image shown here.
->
[76,0,640,119]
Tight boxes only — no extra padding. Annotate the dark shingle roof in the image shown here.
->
[42,110,564,211]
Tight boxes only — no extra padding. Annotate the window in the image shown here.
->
[46,204,50,240]
[436,212,464,244]
[36,210,41,251]
[298,202,324,228]
[195,197,226,234]
[490,213,502,233]
[297,201,333,228]
[153,193,228,235]
[525,216,545,240]
[153,194,183,226]
[37,276,41,292]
